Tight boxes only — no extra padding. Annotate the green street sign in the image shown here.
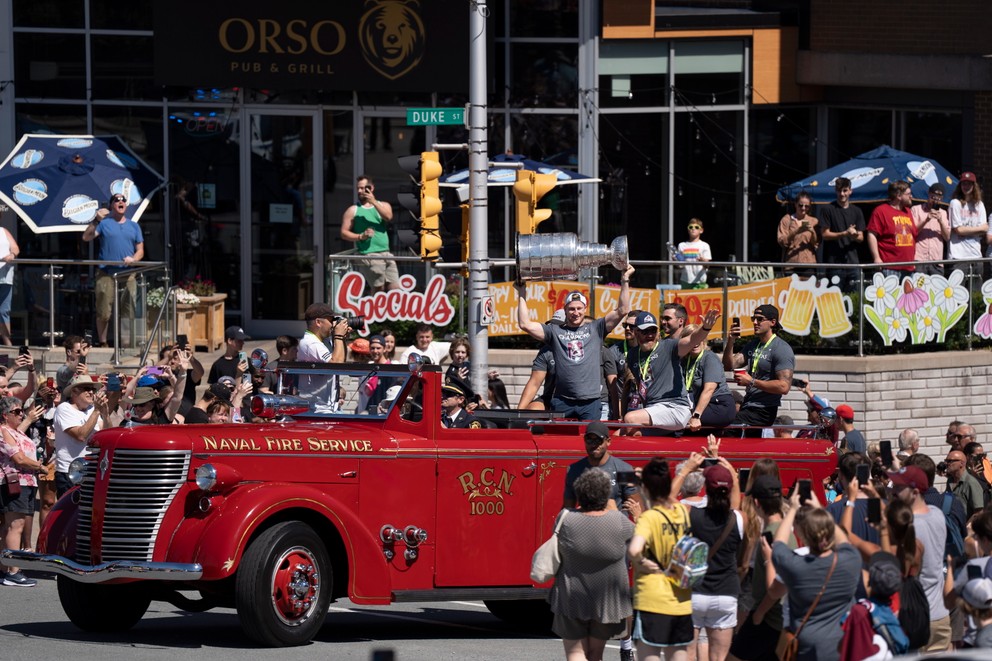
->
[406,107,465,126]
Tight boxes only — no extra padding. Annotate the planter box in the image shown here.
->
[178,293,227,351]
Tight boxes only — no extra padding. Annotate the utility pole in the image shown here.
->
[467,0,489,397]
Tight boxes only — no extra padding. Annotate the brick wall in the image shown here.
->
[811,1,992,55]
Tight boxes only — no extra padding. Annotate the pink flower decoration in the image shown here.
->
[896,279,929,315]
[976,313,992,339]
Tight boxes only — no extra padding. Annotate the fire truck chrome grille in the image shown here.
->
[76,448,191,563]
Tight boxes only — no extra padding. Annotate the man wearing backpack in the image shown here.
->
[889,465,951,652]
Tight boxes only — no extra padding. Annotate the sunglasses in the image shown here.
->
[796,204,810,209]
[7,409,22,415]
[687,224,702,230]
[111,196,127,203]
[751,315,767,322]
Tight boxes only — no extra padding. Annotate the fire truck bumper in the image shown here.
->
[0,549,203,583]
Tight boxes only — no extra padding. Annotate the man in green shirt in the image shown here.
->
[945,450,986,519]
[340,175,398,292]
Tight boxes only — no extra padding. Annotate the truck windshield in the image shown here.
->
[267,363,413,419]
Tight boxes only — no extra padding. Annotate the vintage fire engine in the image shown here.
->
[1,360,835,647]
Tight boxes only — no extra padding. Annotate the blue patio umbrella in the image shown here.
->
[438,153,599,188]
[775,145,958,205]
[0,134,165,233]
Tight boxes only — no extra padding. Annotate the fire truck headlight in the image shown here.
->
[68,458,86,485]
[195,464,218,491]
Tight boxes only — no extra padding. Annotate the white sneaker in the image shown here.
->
[3,572,37,587]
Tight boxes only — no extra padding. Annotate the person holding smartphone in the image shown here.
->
[207,326,251,385]
[339,175,399,294]
[777,192,819,266]
[825,453,881,546]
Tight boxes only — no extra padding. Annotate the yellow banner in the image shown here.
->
[486,281,660,338]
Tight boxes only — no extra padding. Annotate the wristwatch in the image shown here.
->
[691,412,701,419]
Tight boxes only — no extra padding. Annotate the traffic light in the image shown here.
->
[513,169,557,235]
[398,151,444,260]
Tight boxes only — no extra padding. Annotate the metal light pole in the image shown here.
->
[467,0,489,397]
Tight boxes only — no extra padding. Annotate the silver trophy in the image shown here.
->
[516,232,628,281]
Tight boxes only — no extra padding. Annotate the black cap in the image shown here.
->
[206,382,233,405]
[754,304,779,321]
[304,302,335,322]
[225,326,250,340]
[929,183,945,196]
[745,474,782,499]
[584,421,610,441]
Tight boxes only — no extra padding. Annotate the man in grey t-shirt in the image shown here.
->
[723,303,795,436]
[516,266,634,421]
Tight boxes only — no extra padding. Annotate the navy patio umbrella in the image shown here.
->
[775,145,958,205]
[0,134,165,233]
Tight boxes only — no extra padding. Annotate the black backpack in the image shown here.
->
[898,575,930,651]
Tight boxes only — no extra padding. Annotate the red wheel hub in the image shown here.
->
[270,545,320,625]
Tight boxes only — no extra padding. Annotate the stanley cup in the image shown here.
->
[516,232,629,281]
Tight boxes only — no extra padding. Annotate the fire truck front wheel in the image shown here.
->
[235,521,332,647]
[57,577,151,632]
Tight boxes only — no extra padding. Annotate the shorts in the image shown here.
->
[357,252,399,288]
[552,612,628,641]
[690,593,737,629]
[95,270,136,321]
[551,396,602,422]
[927,614,952,652]
[0,283,11,324]
[633,610,693,648]
[2,485,37,515]
[644,401,692,430]
[732,406,777,437]
[728,611,780,660]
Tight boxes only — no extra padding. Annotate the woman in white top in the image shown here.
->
[0,227,19,346]
[948,172,988,261]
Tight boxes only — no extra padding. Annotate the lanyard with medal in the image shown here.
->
[684,348,704,392]
[749,335,776,382]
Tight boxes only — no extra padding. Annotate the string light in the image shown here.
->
[710,197,716,208]
[678,185,684,197]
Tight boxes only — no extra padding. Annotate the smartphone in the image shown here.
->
[738,468,750,490]
[856,464,870,485]
[732,316,740,328]
[146,366,164,376]
[968,564,983,580]
[762,531,775,546]
[46,377,54,389]
[703,457,720,468]
[241,371,252,387]
[791,378,808,389]
[18,345,29,356]
[106,373,121,392]
[238,351,247,365]
[879,440,893,467]
[616,471,639,486]
[176,334,188,348]
[78,352,86,366]
[867,498,881,524]
[798,479,812,504]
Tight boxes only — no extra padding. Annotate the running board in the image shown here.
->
[391,587,549,602]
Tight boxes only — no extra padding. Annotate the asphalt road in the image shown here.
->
[0,574,574,660]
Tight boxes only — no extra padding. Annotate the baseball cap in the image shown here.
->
[136,374,163,389]
[704,464,733,492]
[928,183,945,195]
[304,302,335,322]
[206,382,233,405]
[962,577,992,610]
[126,387,159,405]
[835,404,854,421]
[888,466,928,492]
[217,376,237,389]
[745,474,782,499]
[635,311,659,330]
[584,421,610,442]
[225,326,250,341]
[551,309,566,324]
[960,171,978,183]
[563,291,588,307]
[368,334,385,347]
[754,304,779,321]
[868,552,903,599]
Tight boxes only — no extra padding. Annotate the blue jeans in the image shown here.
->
[55,471,74,499]
[550,395,602,421]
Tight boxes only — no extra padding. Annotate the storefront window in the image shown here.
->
[91,35,157,101]
[13,33,87,99]
[14,103,88,135]
[12,0,83,27]
[510,0,578,38]
[829,108,892,162]
[509,43,578,108]
[90,0,153,30]
[904,111,962,177]
[673,41,745,107]
[598,40,669,109]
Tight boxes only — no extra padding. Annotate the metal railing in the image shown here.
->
[11,258,171,363]
[327,251,992,356]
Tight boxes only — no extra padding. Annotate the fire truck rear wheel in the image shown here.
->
[235,521,332,647]
[483,599,553,631]
[57,577,151,632]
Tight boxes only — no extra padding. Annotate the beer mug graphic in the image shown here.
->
[815,283,854,338]
[779,275,818,335]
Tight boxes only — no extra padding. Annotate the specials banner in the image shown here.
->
[153,0,469,91]
[487,281,661,339]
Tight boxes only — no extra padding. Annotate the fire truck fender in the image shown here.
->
[37,491,80,558]
[191,484,392,602]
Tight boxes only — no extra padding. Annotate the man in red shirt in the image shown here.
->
[867,180,927,276]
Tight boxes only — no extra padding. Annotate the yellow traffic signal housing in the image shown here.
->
[398,151,444,260]
[513,169,557,235]
[460,203,469,277]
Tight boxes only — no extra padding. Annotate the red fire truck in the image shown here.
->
[1,361,835,647]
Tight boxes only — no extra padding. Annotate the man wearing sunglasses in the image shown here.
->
[340,175,398,293]
[722,304,795,436]
[82,193,144,347]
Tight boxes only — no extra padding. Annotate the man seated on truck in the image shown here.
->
[440,374,481,429]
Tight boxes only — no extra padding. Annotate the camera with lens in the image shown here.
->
[936,461,947,476]
[332,315,364,331]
